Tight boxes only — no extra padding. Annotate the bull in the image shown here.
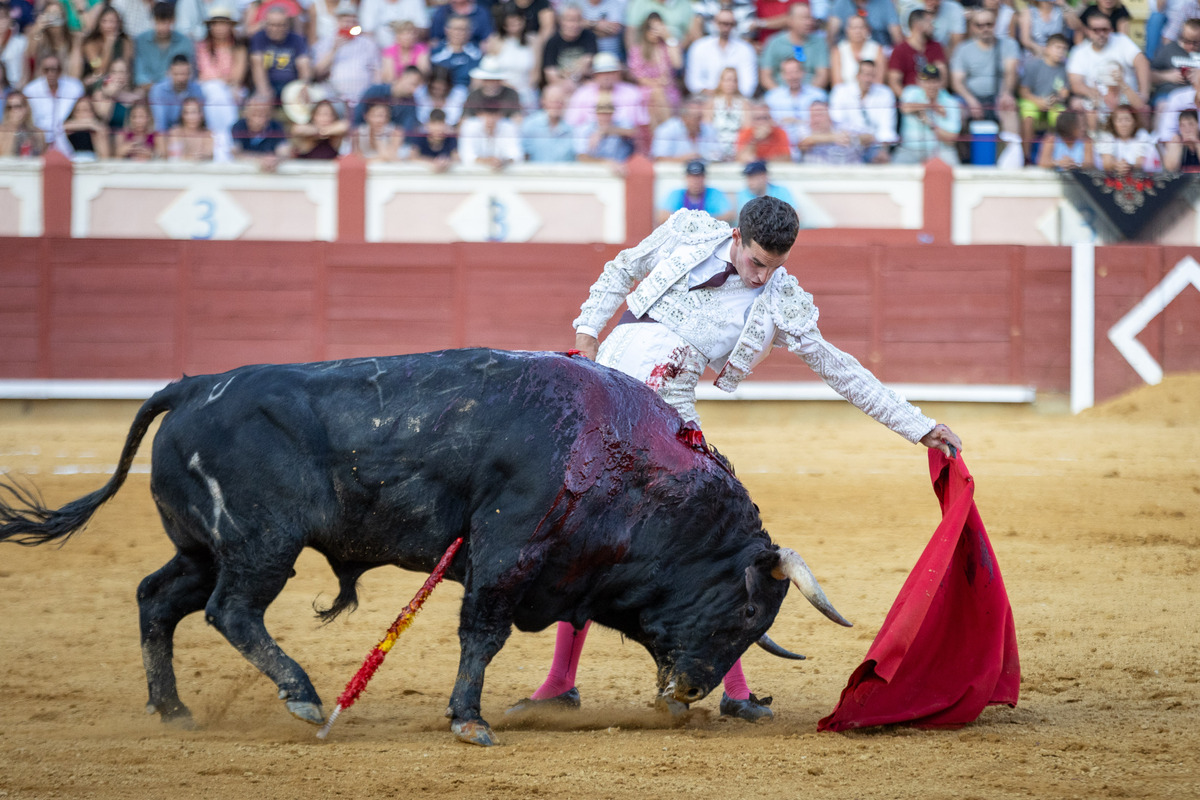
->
[0,348,849,746]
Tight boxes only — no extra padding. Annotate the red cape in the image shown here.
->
[817,449,1020,732]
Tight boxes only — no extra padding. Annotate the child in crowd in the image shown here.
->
[1096,103,1158,173]
[1163,108,1200,171]
[355,97,403,160]
[1018,33,1071,163]
[406,107,458,172]
[1037,110,1094,169]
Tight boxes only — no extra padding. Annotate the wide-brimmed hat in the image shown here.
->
[469,55,506,81]
[205,5,236,22]
[592,52,622,74]
[280,80,329,124]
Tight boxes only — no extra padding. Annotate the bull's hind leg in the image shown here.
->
[138,549,218,726]
[447,586,517,746]
[204,551,324,725]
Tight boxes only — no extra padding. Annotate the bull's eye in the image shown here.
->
[746,604,757,618]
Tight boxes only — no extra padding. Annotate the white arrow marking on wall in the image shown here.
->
[1107,256,1200,386]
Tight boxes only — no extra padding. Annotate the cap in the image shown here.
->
[333,0,358,16]
[685,159,706,176]
[469,55,506,81]
[742,160,767,176]
[592,52,622,74]
[918,63,941,80]
[205,5,236,22]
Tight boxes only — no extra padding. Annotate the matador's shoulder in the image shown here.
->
[663,209,732,245]
[768,270,819,334]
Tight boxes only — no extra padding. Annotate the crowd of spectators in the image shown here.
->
[2,0,1199,180]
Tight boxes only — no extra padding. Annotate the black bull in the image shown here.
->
[0,348,850,745]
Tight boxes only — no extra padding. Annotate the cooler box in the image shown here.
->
[969,120,1000,166]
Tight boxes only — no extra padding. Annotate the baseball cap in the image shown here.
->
[685,160,706,175]
[918,63,941,80]
[742,160,767,176]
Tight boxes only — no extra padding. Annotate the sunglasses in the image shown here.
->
[974,21,994,27]
[1182,37,1200,46]
[6,102,26,109]
[1089,25,1111,32]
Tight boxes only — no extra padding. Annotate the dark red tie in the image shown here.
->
[690,263,737,291]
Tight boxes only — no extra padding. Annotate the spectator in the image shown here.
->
[62,92,110,159]
[416,64,468,125]
[356,62,422,129]
[115,98,163,159]
[354,96,403,159]
[798,98,866,163]
[1078,0,1132,41]
[381,20,431,82]
[175,0,240,41]
[755,0,817,45]
[735,100,793,161]
[313,2,381,112]
[565,51,649,134]
[90,56,136,129]
[832,17,885,88]
[1018,0,1067,58]
[575,97,635,164]
[763,56,828,145]
[521,82,575,161]
[166,95,215,160]
[888,9,948,97]
[196,6,249,153]
[655,158,733,223]
[829,58,897,162]
[429,0,492,47]
[1163,0,1200,48]
[685,8,757,98]
[760,4,830,92]
[459,98,522,168]
[486,9,537,110]
[499,0,556,43]
[735,159,796,211]
[1066,14,1150,130]
[1096,102,1157,172]
[1162,106,1200,169]
[110,0,154,38]
[231,91,288,167]
[290,97,349,158]
[1018,32,1070,162]
[148,54,203,132]
[981,0,1018,47]
[693,0,757,41]
[1151,17,1200,105]
[0,90,46,155]
[1036,109,1093,168]
[71,5,132,93]
[628,11,682,127]
[243,0,308,38]
[950,9,1020,137]
[0,5,28,88]
[651,94,723,161]
[360,0,429,48]
[406,105,458,170]
[624,0,698,50]
[133,2,194,90]
[26,2,79,71]
[431,14,483,88]
[463,54,522,119]
[542,4,598,88]
[23,53,85,151]
[6,0,34,35]
[902,0,966,54]
[894,62,961,164]
[827,0,901,48]
[579,0,624,57]
[704,66,752,160]
[250,7,313,100]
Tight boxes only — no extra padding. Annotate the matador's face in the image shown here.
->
[730,228,789,289]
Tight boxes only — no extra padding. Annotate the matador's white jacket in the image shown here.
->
[573,209,937,444]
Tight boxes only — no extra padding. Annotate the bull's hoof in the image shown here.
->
[286,700,326,725]
[654,696,690,717]
[719,692,774,722]
[451,719,498,746]
[504,687,580,716]
[148,701,196,729]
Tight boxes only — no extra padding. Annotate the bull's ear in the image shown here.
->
[755,548,786,581]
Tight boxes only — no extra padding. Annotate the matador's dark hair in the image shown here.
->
[737,196,800,255]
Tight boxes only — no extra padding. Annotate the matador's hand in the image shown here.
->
[573,332,599,360]
[920,423,963,456]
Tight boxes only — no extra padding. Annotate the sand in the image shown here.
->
[0,377,1197,800]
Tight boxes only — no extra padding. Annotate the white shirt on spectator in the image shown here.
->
[1154,85,1198,140]
[763,83,828,144]
[829,81,899,143]
[2,30,27,86]
[23,75,86,152]
[684,34,758,97]
[458,115,523,165]
[1066,33,1144,94]
[1164,0,1200,42]
[360,0,430,48]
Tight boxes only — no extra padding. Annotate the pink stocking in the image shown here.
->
[722,658,751,700]
[530,621,591,700]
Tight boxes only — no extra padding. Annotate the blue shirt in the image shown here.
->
[521,111,576,162]
[429,2,493,46]
[249,30,310,97]
[430,43,482,88]
[830,0,899,46]
[133,31,195,88]
[661,186,732,217]
[148,78,204,132]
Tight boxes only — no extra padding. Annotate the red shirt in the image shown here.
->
[887,39,947,88]
[755,0,809,42]
[736,125,793,161]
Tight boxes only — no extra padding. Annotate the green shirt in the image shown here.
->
[625,0,695,39]
[760,30,830,85]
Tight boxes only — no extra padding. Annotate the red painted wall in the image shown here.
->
[2,238,1197,403]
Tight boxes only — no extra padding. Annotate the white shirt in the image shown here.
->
[684,34,758,97]
[1066,33,1144,93]
[829,81,898,143]
[2,31,28,86]
[359,0,430,47]
[458,115,523,165]
[1154,85,1197,140]
[23,76,86,152]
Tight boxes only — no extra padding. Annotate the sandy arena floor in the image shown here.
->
[0,376,1197,800]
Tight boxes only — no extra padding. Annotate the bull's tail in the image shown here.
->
[0,382,181,547]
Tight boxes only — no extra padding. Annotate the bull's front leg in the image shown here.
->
[446,587,514,746]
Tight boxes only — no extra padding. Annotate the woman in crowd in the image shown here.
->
[24,1,79,72]
[195,6,247,140]
[487,9,537,111]
[290,97,349,158]
[1096,103,1157,173]
[830,15,882,88]
[0,90,47,156]
[1162,108,1200,171]
[1018,0,1067,58]
[62,92,111,158]
[355,96,403,159]
[1037,110,1094,169]
[90,56,137,130]
[703,66,751,160]
[499,0,555,44]
[166,95,214,160]
[115,99,163,160]
[416,65,467,126]
[627,12,682,128]
[71,4,131,92]
[380,19,431,82]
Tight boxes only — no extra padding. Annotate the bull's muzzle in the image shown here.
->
[658,678,702,715]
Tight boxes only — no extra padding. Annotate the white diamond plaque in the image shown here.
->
[156,186,251,240]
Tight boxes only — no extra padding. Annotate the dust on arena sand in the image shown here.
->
[0,376,1197,800]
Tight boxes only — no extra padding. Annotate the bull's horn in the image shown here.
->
[772,548,853,627]
[756,634,805,660]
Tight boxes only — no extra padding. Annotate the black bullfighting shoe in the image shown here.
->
[719,692,774,722]
[504,687,581,715]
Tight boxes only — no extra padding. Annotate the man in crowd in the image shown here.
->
[133,2,195,90]
[650,95,725,162]
[231,93,288,169]
[355,64,423,131]
[828,0,901,47]
[149,54,204,132]
[764,56,828,147]
[431,14,484,88]
[1151,17,1200,105]
[521,83,576,162]
[250,6,313,100]
[685,8,758,97]
[829,59,897,162]
[759,4,830,92]
[542,4,598,88]
[736,159,796,210]
[950,9,1020,136]
[565,52,649,135]
[888,9,948,96]
[23,53,84,152]
[428,0,492,47]
[656,159,734,223]
[313,2,381,113]
[1066,12,1151,129]
[894,63,962,164]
